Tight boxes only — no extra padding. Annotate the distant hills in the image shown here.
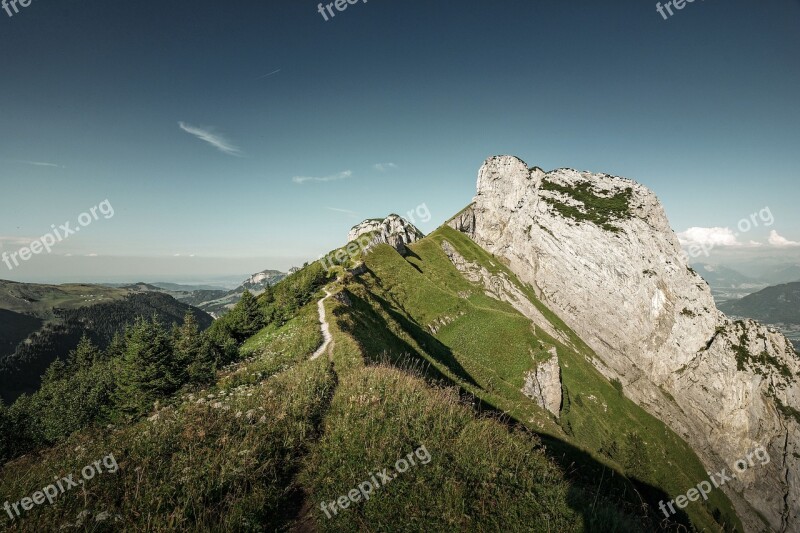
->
[719,282,800,349]
[0,280,213,403]
[692,263,768,303]
[111,269,286,318]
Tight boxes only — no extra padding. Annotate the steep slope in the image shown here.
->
[451,155,800,532]
[333,226,741,532]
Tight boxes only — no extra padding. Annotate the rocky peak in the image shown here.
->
[348,214,424,255]
[452,155,800,532]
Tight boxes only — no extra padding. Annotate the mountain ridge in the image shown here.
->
[449,155,800,531]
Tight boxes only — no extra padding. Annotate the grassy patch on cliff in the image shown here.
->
[540,179,633,232]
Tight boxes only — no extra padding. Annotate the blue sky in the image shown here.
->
[1,0,798,283]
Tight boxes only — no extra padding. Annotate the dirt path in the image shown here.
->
[310,287,333,360]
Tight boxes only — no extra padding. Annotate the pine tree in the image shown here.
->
[105,331,127,360]
[112,317,180,419]
[41,358,67,385]
[174,313,215,384]
[262,283,275,305]
[228,290,264,342]
[68,334,100,370]
[0,400,12,462]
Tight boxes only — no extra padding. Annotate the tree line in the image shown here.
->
[0,262,329,463]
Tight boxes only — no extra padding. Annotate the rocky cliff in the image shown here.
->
[348,214,424,255]
[450,155,800,532]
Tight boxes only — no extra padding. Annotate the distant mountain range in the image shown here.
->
[108,269,286,318]
[692,261,800,304]
[762,264,800,285]
[692,263,768,303]
[719,282,800,349]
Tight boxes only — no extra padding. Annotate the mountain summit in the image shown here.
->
[450,155,800,531]
[348,214,424,255]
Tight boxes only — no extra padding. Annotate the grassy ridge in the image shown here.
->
[335,226,741,532]
[301,288,648,532]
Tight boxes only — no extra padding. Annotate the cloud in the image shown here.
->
[768,230,800,248]
[16,160,63,168]
[0,236,34,250]
[256,68,281,80]
[292,170,352,184]
[178,122,242,156]
[677,227,761,248]
[325,207,359,217]
[374,163,397,172]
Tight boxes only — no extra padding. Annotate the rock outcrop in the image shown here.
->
[522,349,562,417]
[451,155,800,532]
[349,214,424,255]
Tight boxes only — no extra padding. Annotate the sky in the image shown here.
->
[1,0,798,284]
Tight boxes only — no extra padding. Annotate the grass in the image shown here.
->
[300,364,645,532]
[335,226,744,533]
[220,303,323,390]
[0,311,335,532]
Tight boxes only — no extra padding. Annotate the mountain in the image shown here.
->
[348,214,425,255]
[0,280,212,403]
[720,282,800,349]
[1,157,798,532]
[692,263,767,304]
[449,156,799,532]
[761,264,800,286]
[0,222,725,532]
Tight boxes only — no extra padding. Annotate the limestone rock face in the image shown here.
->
[348,214,424,255]
[454,155,800,532]
[522,349,562,417]
[348,219,384,243]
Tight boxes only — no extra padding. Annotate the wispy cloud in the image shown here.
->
[768,230,800,248]
[292,170,352,185]
[16,160,64,168]
[178,121,242,156]
[374,163,397,172]
[257,68,281,80]
[0,236,34,250]
[325,207,359,217]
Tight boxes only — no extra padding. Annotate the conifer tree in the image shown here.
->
[174,313,215,384]
[228,290,264,342]
[68,334,100,370]
[112,316,180,419]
